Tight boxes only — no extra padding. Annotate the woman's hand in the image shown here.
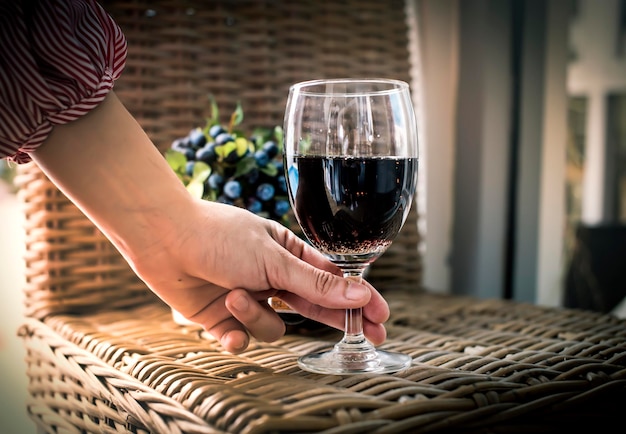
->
[134,199,389,353]
[32,91,390,353]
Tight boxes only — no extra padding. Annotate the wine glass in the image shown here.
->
[283,78,419,374]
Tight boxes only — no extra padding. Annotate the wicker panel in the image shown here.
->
[14,163,156,319]
[16,0,421,319]
[20,290,626,433]
[103,0,413,152]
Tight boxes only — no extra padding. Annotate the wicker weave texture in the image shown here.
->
[103,0,413,151]
[21,291,626,433]
[15,164,156,319]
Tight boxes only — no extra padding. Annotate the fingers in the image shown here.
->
[200,317,250,354]
[262,229,391,343]
[269,250,373,310]
[225,289,286,342]
[174,220,391,354]
[363,322,387,346]
[189,290,287,354]
[276,281,390,345]
[216,328,250,354]
[350,280,390,323]
[188,294,250,353]
[268,229,390,316]
[185,282,386,354]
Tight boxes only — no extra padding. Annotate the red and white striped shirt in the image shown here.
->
[0,0,127,164]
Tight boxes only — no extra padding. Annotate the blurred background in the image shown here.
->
[414,0,626,316]
[1,0,625,432]
[0,175,30,433]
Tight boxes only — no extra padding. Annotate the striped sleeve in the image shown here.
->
[0,0,127,164]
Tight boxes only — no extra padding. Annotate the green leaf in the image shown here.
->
[229,101,244,130]
[273,125,284,149]
[215,142,236,161]
[235,137,251,156]
[260,163,278,177]
[204,189,218,202]
[251,127,273,146]
[165,149,187,174]
[208,94,219,124]
[230,128,245,139]
[251,126,271,137]
[191,160,211,183]
[233,156,257,178]
[186,179,205,199]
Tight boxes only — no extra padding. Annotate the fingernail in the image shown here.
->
[345,282,368,301]
[223,330,248,353]
[231,294,249,312]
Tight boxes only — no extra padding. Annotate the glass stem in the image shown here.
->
[341,270,370,347]
[345,307,364,343]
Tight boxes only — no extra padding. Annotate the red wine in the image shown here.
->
[287,155,417,265]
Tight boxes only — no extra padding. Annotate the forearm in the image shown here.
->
[30,92,193,266]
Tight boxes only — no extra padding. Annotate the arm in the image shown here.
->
[31,91,390,353]
[32,92,190,265]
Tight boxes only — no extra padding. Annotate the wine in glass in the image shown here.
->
[283,78,418,374]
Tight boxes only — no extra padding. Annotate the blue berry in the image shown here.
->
[262,141,279,159]
[172,139,196,160]
[196,143,217,163]
[246,168,260,184]
[172,137,192,149]
[209,124,226,138]
[215,132,234,146]
[224,148,241,164]
[185,161,195,176]
[247,197,263,214]
[272,160,284,173]
[188,128,207,148]
[223,180,242,199]
[254,149,270,167]
[207,173,224,190]
[249,134,262,147]
[274,200,290,217]
[183,147,196,161]
[276,175,287,193]
[216,195,234,205]
[256,183,275,201]
[171,138,188,150]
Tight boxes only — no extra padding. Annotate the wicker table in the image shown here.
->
[20,289,626,434]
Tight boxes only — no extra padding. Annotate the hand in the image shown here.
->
[132,198,390,353]
[32,91,390,354]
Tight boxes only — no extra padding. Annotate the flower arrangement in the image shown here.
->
[165,97,292,227]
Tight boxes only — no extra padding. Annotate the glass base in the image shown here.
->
[298,341,412,375]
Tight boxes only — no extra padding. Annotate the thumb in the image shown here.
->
[271,246,372,309]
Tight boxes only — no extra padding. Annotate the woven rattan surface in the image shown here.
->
[20,290,626,433]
